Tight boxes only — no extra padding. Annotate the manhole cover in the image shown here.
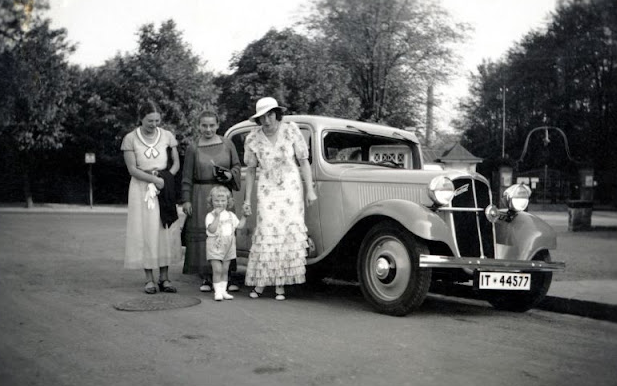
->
[113,294,201,311]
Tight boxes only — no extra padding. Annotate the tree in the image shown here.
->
[217,28,360,130]
[116,20,219,148]
[307,0,467,127]
[65,20,219,159]
[0,0,75,207]
[455,0,616,203]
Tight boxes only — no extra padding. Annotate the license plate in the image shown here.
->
[478,272,531,290]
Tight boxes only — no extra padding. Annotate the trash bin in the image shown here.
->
[567,200,593,231]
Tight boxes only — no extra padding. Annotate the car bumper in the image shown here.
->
[419,254,565,272]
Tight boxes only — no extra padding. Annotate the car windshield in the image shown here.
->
[323,129,417,169]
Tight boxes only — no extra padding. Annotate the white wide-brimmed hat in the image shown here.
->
[249,97,287,122]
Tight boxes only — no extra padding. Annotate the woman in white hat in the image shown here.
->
[242,97,318,300]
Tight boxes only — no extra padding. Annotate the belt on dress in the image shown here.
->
[193,179,217,185]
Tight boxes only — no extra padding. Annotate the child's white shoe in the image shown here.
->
[221,281,234,300]
[213,282,223,301]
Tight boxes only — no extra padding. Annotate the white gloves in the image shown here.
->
[145,183,159,209]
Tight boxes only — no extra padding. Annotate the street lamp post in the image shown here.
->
[500,85,507,158]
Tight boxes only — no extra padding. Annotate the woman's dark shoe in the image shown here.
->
[144,281,157,295]
[158,280,177,293]
[199,280,212,292]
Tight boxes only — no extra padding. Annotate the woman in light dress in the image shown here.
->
[242,97,317,300]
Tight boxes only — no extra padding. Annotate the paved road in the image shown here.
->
[1,213,616,386]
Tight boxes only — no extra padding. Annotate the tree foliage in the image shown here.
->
[65,20,219,158]
[456,0,616,179]
[114,20,219,148]
[217,28,360,130]
[307,0,467,127]
[0,0,75,206]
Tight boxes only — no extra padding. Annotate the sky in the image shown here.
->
[47,0,557,129]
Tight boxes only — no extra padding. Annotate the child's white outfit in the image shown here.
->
[205,209,240,301]
[205,210,240,261]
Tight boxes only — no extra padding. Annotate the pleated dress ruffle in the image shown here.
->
[245,223,308,287]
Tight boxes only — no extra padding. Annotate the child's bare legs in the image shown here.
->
[211,260,233,300]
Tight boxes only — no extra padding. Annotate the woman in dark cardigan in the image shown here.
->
[181,110,241,292]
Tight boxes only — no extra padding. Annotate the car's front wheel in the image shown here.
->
[485,251,553,312]
[357,220,431,316]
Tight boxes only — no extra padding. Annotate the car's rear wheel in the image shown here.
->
[485,251,553,312]
[358,220,431,316]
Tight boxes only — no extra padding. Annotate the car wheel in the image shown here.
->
[357,220,431,316]
[485,251,553,312]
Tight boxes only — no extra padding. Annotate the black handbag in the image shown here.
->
[212,163,240,191]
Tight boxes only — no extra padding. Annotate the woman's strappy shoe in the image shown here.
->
[249,287,263,299]
[144,281,157,295]
[158,280,177,293]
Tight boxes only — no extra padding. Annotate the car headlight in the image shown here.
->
[428,176,455,206]
[502,183,531,212]
[485,204,501,223]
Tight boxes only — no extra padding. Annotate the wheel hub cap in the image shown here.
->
[375,257,392,280]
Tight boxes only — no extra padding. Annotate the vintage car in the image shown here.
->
[225,115,565,316]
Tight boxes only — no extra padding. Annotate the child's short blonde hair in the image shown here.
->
[207,185,235,210]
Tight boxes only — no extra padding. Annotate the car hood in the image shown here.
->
[334,164,485,185]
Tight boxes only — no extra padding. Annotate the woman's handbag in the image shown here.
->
[212,163,240,191]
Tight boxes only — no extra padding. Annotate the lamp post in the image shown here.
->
[499,85,507,158]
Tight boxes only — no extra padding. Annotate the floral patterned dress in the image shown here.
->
[244,121,309,287]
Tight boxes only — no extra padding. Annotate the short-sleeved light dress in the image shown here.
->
[243,121,309,287]
[205,210,240,261]
[121,127,180,269]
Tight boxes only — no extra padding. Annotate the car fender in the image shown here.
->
[350,199,456,250]
[308,199,455,265]
[495,211,557,261]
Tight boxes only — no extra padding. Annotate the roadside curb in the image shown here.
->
[538,296,617,323]
[0,206,128,214]
[429,283,617,323]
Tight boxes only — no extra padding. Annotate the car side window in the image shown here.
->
[324,131,368,163]
[323,130,416,168]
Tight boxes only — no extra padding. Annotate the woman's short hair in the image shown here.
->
[198,109,219,124]
[207,185,235,210]
[255,108,283,125]
[138,100,161,120]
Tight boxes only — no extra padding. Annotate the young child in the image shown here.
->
[205,185,246,301]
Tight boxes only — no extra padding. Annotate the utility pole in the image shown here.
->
[500,84,506,158]
[426,83,434,148]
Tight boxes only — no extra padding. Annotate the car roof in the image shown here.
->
[227,114,420,144]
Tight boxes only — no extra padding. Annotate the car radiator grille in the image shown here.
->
[451,178,495,258]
